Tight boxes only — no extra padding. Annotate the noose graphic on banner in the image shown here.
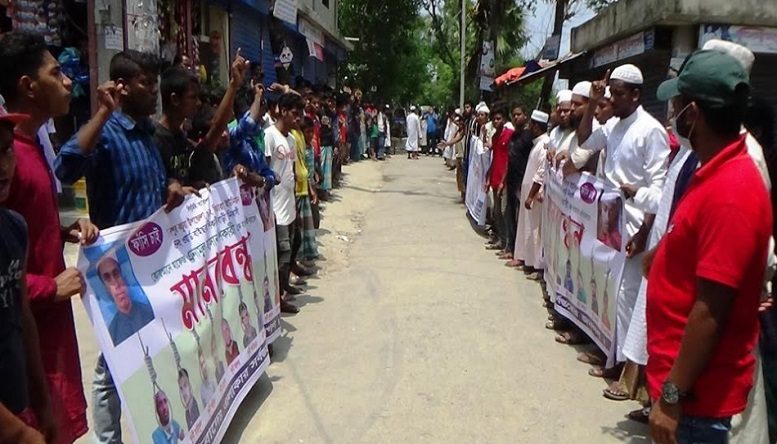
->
[206,306,226,383]
[162,319,200,430]
[137,332,184,441]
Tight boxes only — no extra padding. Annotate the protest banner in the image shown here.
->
[77,178,279,444]
[542,167,626,360]
[465,136,491,226]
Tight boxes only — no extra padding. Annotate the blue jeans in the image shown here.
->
[377,134,386,158]
[676,416,731,444]
[93,354,122,443]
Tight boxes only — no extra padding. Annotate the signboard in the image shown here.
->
[77,179,280,444]
[299,17,324,46]
[592,29,655,68]
[542,168,626,360]
[540,35,561,61]
[273,0,298,26]
[479,41,495,91]
[700,25,777,54]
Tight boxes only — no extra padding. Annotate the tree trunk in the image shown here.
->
[538,0,567,108]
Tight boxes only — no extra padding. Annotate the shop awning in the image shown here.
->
[494,67,526,86]
[506,51,586,86]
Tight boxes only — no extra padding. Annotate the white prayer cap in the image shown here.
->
[410,105,417,111]
[531,110,549,124]
[610,64,644,85]
[476,103,490,114]
[604,86,611,99]
[556,89,573,104]
[702,39,755,76]
[572,81,592,99]
[454,108,461,115]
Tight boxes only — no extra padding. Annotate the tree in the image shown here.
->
[338,0,425,103]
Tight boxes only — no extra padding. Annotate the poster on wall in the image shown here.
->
[542,167,626,359]
[273,0,298,26]
[126,0,160,54]
[479,41,495,91]
[77,179,276,444]
[699,24,777,54]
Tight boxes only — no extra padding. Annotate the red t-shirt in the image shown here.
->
[646,135,772,418]
[489,127,513,188]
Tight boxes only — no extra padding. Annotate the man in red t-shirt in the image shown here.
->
[646,50,772,443]
[485,109,513,254]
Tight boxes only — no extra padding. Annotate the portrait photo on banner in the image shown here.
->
[86,243,156,346]
[596,191,623,252]
[257,189,275,232]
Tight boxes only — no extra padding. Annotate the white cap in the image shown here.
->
[610,64,644,85]
[702,39,755,76]
[531,110,549,124]
[604,86,611,99]
[556,89,573,104]
[410,105,417,111]
[477,104,491,115]
[572,81,592,99]
[454,108,461,115]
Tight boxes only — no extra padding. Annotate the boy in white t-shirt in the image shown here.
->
[264,93,303,314]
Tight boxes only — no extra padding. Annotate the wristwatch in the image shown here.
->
[661,381,686,405]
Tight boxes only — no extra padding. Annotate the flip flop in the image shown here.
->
[555,331,587,345]
[577,351,605,366]
[603,383,630,401]
[588,366,622,379]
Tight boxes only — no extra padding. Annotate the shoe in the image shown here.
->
[292,264,315,277]
[280,300,299,314]
[285,285,303,295]
[290,275,307,286]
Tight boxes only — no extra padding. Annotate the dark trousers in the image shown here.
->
[276,224,292,292]
[492,187,507,248]
[505,184,520,253]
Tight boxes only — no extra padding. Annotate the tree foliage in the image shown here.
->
[338,0,425,103]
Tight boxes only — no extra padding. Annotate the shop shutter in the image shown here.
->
[230,6,276,86]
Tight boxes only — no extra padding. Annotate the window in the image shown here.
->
[322,0,329,8]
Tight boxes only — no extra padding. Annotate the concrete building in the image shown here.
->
[562,0,777,122]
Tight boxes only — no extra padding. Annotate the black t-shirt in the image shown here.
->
[154,122,196,184]
[0,208,29,414]
[321,123,334,147]
[189,148,224,187]
[506,128,534,187]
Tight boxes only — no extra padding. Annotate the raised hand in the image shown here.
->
[230,48,248,87]
[590,69,610,102]
[96,81,122,112]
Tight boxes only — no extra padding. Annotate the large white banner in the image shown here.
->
[77,178,281,444]
[465,137,491,226]
[542,168,626,359]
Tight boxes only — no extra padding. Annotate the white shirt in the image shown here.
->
[262,113,276,130]
[405,112,421,151]
[548,126,575,154]
[578,106,669,236]
[264,125,297,226]
[38,119,61,192]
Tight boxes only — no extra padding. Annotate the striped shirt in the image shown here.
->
[55,111,167,229]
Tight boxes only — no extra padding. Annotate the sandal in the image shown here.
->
[588,365,622,379]
[498,252,513,260]
[505,259,524,268]
[555,330,587,345]
[577,351,605,366]
[545,319,568,330]
[603,382,630,401]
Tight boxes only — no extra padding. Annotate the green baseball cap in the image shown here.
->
[657,50,750,107]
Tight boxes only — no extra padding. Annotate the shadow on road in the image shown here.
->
[221,373,274,442]
[601,419,650,443]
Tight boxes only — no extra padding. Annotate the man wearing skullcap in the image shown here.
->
[513,110,551,278]
[546,90,576,162]
[571,63,670,381]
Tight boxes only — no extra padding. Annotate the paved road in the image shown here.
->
[72,155,650,444]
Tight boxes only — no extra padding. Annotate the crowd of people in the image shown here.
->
[439,39,777,444]
[0,30,390,444]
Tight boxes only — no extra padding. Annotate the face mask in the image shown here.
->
[670,103,696,149]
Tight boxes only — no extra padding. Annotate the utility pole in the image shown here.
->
[539,0,568,107]
[459,0,466,109]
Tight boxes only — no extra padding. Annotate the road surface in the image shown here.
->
[71,155,649,443]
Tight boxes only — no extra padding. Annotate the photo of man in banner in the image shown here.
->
[92,247,155,346]
[596,191,624,251]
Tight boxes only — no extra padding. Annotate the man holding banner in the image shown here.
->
[569,64,669,377]
[513,110,549,278]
